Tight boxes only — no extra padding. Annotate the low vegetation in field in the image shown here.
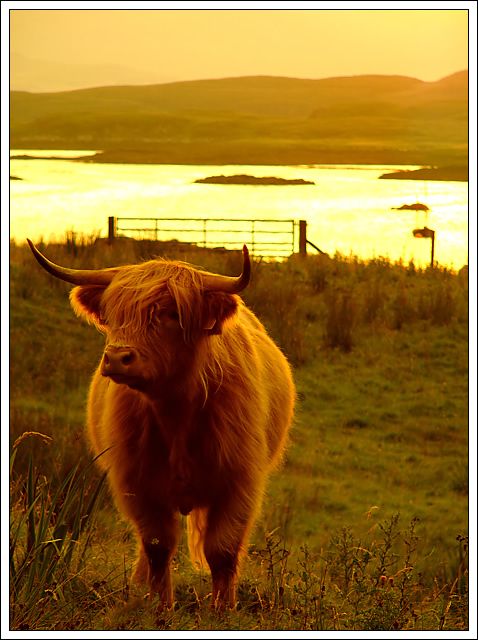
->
[9,237,469,631]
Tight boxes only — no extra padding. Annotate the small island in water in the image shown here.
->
[392,202,429,212]
[194,174,315,186]
[379,165,467,182]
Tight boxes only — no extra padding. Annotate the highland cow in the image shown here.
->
[28,240,295,609]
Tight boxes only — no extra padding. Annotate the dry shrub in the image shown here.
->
[389,287,416,330]
[324,290,356,352]
[307,254,333,294]
[417,282,456,326]
[362,279,384,325]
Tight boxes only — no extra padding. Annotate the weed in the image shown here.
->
[253,528,290,610]
[325,515,421,630]
[291,544,327,630]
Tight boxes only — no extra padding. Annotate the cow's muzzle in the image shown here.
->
[101,346,143,387]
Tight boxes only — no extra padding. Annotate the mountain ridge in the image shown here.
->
[11,70,467,96]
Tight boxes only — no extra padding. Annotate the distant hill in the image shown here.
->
[10,72,468,166]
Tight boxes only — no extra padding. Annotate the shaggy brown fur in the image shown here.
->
[68,256,295,608]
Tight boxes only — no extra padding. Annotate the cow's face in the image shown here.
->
[69,261,239,393]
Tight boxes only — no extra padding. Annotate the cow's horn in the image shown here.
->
[201,244,251,293]
[27,239,117,286]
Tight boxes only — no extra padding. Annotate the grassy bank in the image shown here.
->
[9,238,469,630]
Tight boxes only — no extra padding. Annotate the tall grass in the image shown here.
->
[10,433,107,630]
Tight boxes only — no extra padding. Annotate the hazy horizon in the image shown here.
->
[8,7,469,93]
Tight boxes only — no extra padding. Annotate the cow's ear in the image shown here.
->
[202,292,238,335]
[70,285,106,325]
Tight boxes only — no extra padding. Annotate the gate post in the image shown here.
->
[108,216,116,244]
[299,220,307,255]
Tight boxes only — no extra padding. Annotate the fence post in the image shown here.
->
[299,220,307,255]
[108,216,116,244]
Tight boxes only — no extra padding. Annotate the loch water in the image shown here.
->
[10,151,468,269]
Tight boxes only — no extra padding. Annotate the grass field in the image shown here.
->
[9,238,469,631]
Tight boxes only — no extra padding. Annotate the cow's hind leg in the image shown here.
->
[135,509,180,607]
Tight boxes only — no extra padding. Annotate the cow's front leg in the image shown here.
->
[204,499,258,610]
[135,509,179,607]
[207,547,239,609]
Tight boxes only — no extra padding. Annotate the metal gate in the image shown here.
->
[110,216,300,257]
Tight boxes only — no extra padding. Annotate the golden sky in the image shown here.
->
[9,7,469,92]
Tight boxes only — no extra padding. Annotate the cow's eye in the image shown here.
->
[149,306,180,325]
[166,310,180,322]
